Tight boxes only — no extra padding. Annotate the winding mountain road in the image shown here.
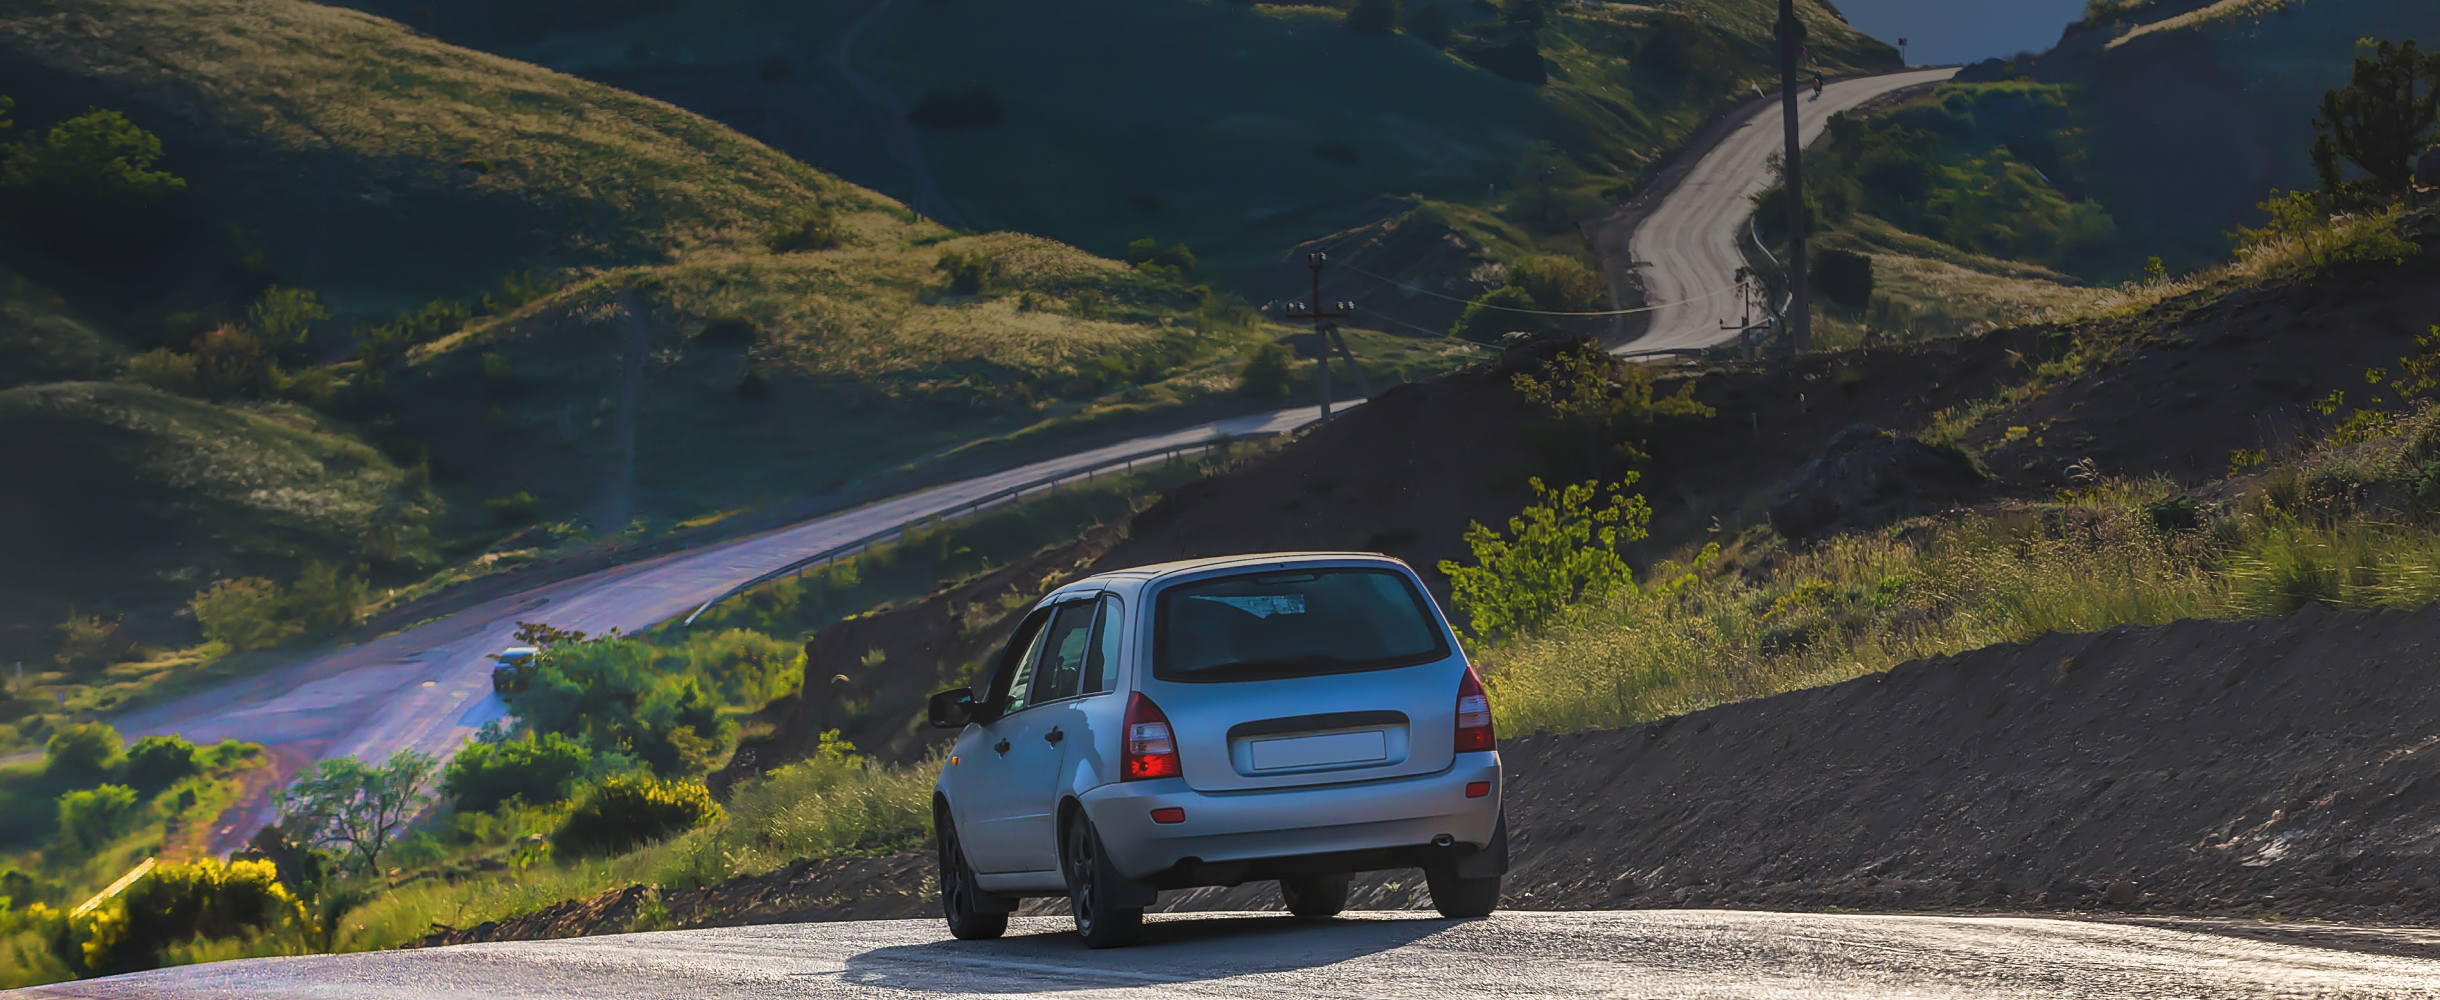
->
[29,911,2440,998]
[1608,68,1958,353]
[107,403,1355,852]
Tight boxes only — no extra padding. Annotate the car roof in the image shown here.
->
[1054,552,1411,597]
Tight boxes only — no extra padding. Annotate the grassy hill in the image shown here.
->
[0,0,1481,677]
[308,0,1898,297]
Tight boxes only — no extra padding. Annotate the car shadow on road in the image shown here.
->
[839,913,1457,993]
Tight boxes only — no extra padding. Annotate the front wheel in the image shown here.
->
[1064,816,1143,949]
[1281,874,1350,919]
[938,816,1007,940]
[1425,866,1500,919]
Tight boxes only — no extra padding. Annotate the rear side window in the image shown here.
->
[1154,568,1448,682]
[1027,600,1099,706]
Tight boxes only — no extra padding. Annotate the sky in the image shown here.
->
[1831,0,2092,66]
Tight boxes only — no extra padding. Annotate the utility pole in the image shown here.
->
[1778,0,1812,353]
[1284,253,1365,421]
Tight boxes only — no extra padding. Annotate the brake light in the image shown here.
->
[1455,665,1496,752]
[1122,692,1182,780]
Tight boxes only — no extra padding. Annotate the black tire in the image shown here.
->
[1280,874,1350,919]
[938,815,1007,940]
[1425,866,1500,919]
[1064,816,1143,949]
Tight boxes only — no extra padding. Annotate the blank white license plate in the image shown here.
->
[1250,730,1388,770]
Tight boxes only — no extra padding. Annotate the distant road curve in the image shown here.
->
[1612,68,1959,354]
[28,910,2440,998]
[106,402,1357,853]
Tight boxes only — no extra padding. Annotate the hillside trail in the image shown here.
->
[1595,68,1956,354]
[826,0,968,230]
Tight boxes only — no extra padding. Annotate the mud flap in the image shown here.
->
[1450,812,1509,880]
[1089,830,1159,911]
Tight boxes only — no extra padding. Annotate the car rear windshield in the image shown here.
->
[1154,568,1448,682]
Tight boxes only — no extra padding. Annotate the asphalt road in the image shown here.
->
[1617,68,1959,354]
[27,911,2440,999]
[106,403,1356,853]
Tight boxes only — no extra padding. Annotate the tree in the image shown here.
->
[0,108,188,261]
[1507,255,1606,313]
[1511,341,1714,469]
[1437,476,1650,639]
[245,288,330,363]
[124,735,203,791]
[278,750,438,873]
[1452,285,1543,343]
[1812,248,1875,308]
[2312,39,2440,199]
[510,640,730,777]
[56,784,141,853]
[1237,340,1296,397]
[46,722,125,782]
[1346,0,1399,34]
[190,577,296,651]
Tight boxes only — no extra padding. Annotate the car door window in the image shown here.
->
[990,608,1053,716]
[1084,594,1123,694]
[1027,600,1099,706]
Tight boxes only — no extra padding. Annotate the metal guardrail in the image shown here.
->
[74,857,155,916]
[680,433,1281,627]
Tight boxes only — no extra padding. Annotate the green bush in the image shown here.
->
[553,775,721,857]
[52,858,303,977]
[1813,249,1875,309]
[46,722,124,782]
[1237,341,1296,398]
[441,732,599,814]
[190,577,295,651]
[1507,255,1605,313]
[1451,286,1541,343]
[511,639,737,777]
[0,108,188,263]
[123,736,201,792]
[54,615,135,671]
[936,250,995,295]
[245,288,328,363]
[55,784,141,853]
[696,315,759,346]
[282,562,366,634]
[123,348,199,394]
[1438,476,1650,640]
[1124,238,1196,276]
[762,211,839,254]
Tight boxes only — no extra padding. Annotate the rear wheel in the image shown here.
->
[1280,874,1350,919]
[1064,816,1143,949]
[1425,866,1500,919]
[938,815,1006,940]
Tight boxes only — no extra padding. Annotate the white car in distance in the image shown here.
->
[927,552,1505,948]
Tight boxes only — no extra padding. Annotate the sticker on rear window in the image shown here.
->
[1190,594,1307,618]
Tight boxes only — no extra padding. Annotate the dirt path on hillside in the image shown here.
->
[825,0,966,230]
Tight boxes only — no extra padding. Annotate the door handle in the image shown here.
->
[992,738,1011,756]
[1045,727,1064,746]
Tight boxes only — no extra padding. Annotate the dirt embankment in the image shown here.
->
[454,600,2440,948]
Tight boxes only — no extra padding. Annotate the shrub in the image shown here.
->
[441,732,596,814]
[283,562,366,635]
[1124,238,1196,275]
[762,212,838,254]
[1507,255,1605,313]
[123,735,201,792]
[554,775,721,857]
[696,315,759,346]
[936,250,995,295]
[1237,341,1297,398]
[190,578,292,651]
[55,784,141,853]
[906,88,1007,130]
[1451,286,1541,343]
[1814,249,1875,309]
[46,722,125,782]
[0,108,188,263]
[123,349,199,394]
[486,492,543,525]
[56,859,303,977]
[1346,0,1398,33]
[55,615,136,671]
[1438,476,1651,640]
[511,639,733,777]
[245,288,329,362]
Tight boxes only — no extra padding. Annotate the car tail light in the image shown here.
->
[1466,781,1491,798]
[1122,692,1182,780]
[1150,807,1185,824]
[1455,665,1496,752]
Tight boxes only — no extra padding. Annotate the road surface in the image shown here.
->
[107,402,1356,851]
[1614,68,1958,354]
[26,911,2440,998]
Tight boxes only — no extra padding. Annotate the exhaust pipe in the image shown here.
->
[1432,834,1455,848]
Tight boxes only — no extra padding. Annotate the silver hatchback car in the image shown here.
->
[926,552,1505,947]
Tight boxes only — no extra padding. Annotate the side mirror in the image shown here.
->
[927,687,977,730]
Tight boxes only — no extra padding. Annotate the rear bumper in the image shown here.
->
[1077,751,1502,885]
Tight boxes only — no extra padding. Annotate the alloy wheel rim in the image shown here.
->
[1072,825,1096,930]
